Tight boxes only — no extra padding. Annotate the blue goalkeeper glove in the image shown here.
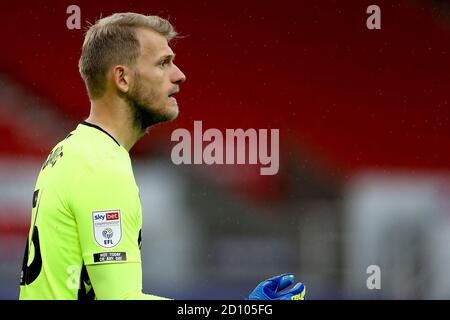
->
[247,274,306,300]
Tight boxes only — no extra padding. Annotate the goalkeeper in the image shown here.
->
[19,12,306,300]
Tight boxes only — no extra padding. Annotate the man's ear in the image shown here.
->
[111,65,131,94]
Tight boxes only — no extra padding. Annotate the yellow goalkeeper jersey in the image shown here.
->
[19,121,143,300]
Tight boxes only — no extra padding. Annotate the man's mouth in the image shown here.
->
[168,89,179,98]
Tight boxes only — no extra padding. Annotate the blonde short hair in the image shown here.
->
[78,12,178,99]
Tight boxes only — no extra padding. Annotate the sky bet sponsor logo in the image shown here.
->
[92,209,122,248]
[94,211,119,221]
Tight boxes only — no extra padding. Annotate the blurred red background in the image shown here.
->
[0,0,448,174]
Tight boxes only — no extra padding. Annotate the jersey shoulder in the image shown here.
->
[49,124,129,173]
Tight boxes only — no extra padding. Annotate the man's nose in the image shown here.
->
[172,64,186,84]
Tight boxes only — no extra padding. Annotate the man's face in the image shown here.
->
[126,27,186,131]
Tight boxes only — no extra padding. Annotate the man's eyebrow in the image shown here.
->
[158,53,176,61]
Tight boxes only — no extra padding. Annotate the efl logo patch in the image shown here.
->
[92,210,122,248]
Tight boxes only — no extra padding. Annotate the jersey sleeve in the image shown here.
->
[67,152,142,266]
[86,262,171,300]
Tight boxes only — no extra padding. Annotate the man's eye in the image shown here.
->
[160,59,169,67]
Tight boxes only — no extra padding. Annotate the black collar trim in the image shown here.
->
[81,121,121,147]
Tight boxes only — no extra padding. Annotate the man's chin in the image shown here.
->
[145,105,179,129]
[164,103,179,121]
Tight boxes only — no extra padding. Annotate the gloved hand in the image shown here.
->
[247,274,306,300]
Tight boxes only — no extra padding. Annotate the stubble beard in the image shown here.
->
[125,76,178,133]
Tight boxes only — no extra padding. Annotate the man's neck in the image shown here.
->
[86,95,144,151]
